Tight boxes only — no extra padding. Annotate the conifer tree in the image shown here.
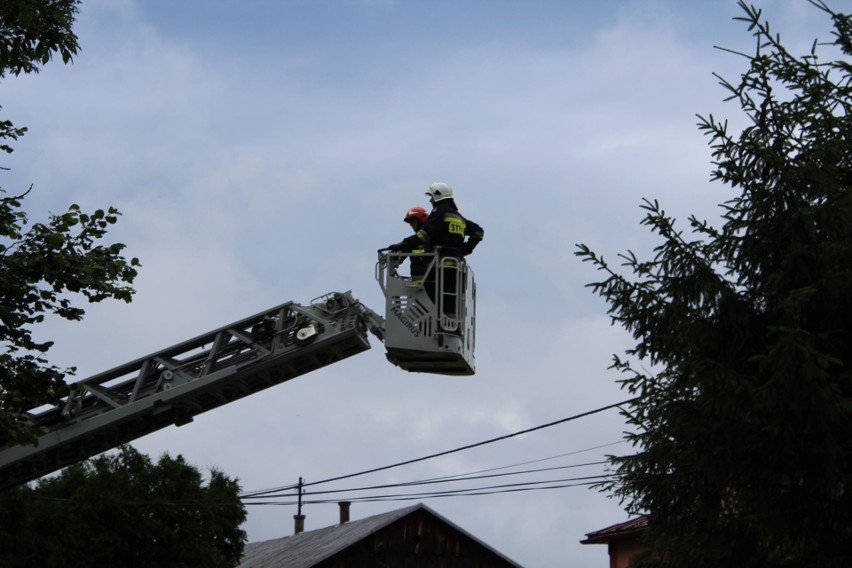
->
[577,2,852,566]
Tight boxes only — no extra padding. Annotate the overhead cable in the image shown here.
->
[240,397,636,498]
[243,473,619,507]
[240,460,610,500]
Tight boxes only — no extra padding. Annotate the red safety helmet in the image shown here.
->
[403,206,428,225]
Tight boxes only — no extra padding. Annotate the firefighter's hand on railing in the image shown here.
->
[377,248,393,268]
[378,243,404,254]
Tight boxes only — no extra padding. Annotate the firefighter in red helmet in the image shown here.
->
[401,206,431,282]
[404,205,429,226]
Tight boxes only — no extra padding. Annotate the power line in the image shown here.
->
[307,398,635,487]
[241,460,610,500]
[243,473,621,507]
[348,479,611,503]
[241,398,635,499]
[406,440,626,484]
[312,461,609,495]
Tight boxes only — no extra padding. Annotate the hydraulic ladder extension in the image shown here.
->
[0,291,382,491]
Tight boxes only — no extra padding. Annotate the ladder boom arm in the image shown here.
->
[0,291,380,491]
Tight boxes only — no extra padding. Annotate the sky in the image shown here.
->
[0,0,838,566]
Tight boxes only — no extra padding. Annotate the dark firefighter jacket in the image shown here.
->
[401,199,484,258]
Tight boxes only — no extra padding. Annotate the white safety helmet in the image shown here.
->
[426,181,453,202]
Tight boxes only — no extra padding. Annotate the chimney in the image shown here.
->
[294,514,305,535]
[338,501,351,524]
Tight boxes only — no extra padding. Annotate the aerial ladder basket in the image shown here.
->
[376,250,476,376]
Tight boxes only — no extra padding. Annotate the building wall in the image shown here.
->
[609,539,647,568]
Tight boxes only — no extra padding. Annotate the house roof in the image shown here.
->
[580,515,649,545]
[238,502,524,568]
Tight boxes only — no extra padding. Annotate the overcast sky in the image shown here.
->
[1,0,837,565]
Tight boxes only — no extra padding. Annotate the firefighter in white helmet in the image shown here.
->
[388,182,484,258]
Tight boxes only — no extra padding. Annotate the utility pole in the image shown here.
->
[293,477,305,534]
